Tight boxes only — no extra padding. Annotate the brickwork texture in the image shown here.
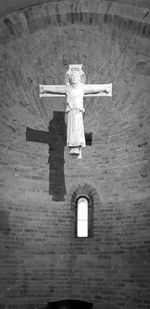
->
[0,0,150,308]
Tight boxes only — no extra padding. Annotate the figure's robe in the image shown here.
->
[65,85,86,154]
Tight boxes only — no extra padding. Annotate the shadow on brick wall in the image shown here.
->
[48,111,67,201]
[0,210,11,235]
[26,111,67,202]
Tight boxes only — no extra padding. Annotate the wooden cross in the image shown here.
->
[39,64,112,158]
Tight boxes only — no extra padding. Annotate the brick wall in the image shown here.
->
[0,1,150,308]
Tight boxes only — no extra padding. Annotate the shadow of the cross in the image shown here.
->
[48,111,66,201]
[26,111,66,201]
[26,111,92,202]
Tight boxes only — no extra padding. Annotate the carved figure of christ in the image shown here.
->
[40,64,112,158]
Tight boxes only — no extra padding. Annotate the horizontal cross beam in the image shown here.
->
[39,83,112,98]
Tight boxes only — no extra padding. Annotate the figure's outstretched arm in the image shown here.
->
[84,84,112,97]
[39,84,66,96]
[84,85,109,95]
[85,88,108,95]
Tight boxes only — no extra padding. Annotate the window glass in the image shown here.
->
[77,197,88,237]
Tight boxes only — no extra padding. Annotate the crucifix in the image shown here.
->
[40,64,112,158]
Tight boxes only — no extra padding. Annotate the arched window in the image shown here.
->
[71,184,96,238]
[77,197,88,237]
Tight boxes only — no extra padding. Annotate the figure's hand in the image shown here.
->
[104,89,109,94]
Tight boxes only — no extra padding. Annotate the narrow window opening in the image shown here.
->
[77,197,88,237]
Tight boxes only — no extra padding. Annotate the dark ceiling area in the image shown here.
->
[0,0,150,18]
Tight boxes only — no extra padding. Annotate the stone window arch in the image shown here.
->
[70,184,97,238]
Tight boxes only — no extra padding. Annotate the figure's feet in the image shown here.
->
[77,148,82,159]
[70,147,80,155]
[69,147,82,158]
[77,153,82,159]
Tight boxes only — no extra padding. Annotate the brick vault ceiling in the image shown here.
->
[0,0,150,18]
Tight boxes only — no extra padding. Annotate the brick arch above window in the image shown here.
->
[71,183,98,206]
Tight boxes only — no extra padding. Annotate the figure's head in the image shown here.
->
[70,70,81,85]
[65,65,86,87]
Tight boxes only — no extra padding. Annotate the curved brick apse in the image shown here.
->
[0,1,150,308]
